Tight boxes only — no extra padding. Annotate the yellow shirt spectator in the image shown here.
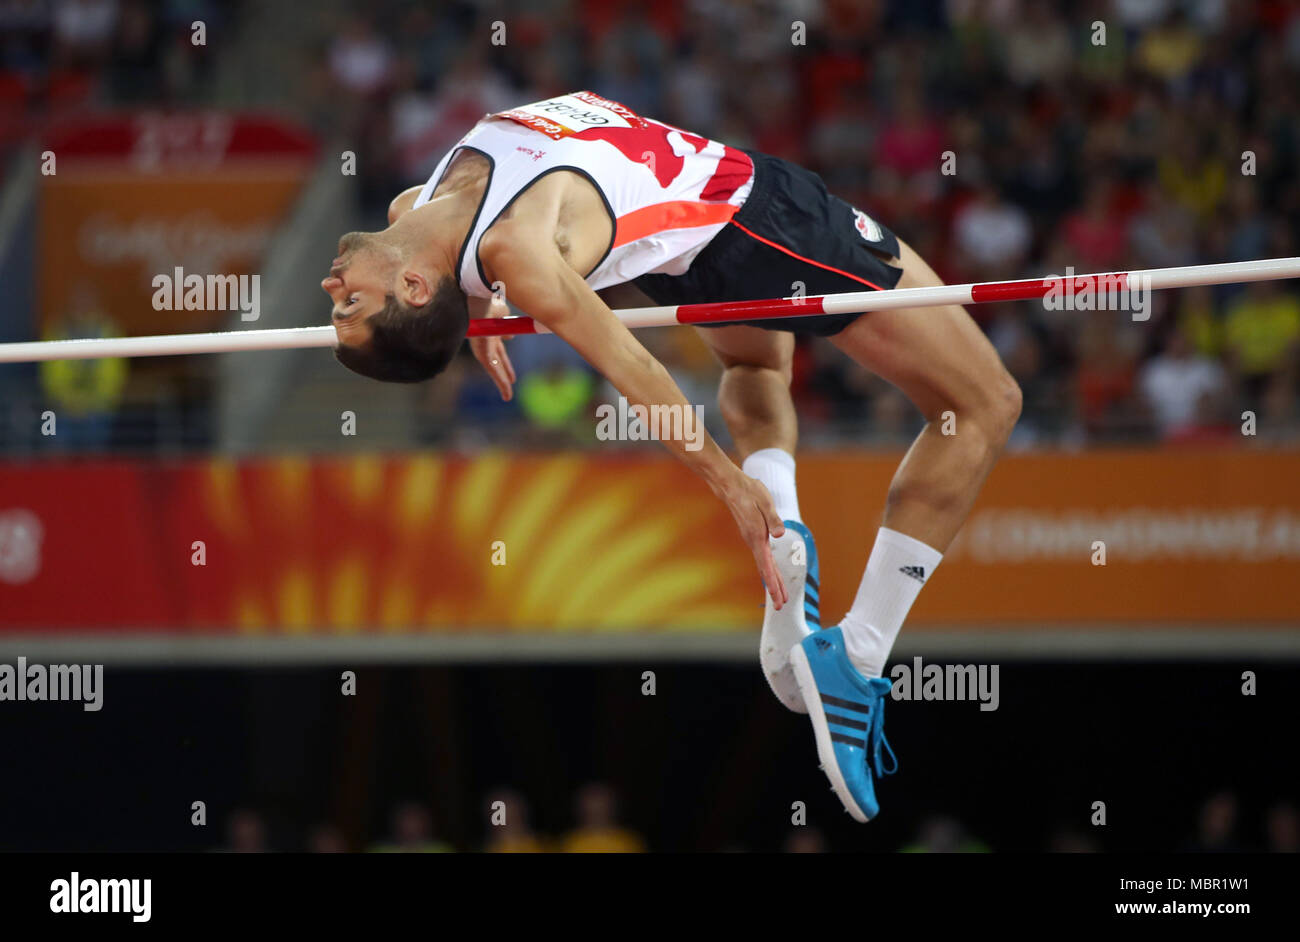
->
[1139,24,1202,83]
[486,833,548,853]
[560,827,646,853]
[1223,289,1300,376]
[1158,157,1225,219]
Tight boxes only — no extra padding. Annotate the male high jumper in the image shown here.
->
[321,92,1021,822]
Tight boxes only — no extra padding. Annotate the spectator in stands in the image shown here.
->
[560,782,645,853]
[782,827,827,853]
[368,801,454,853]
[1139,319,1228,440]
[306,823,348,853]
[1184,790,1245,852]
[1137,8,1203,86]
[951,179,1033,280]
[390,45,515,184]
[1222,280,1300,407]
[484,788,546,853]
[1266,802,1298,853]
[875,85,946,188]
[1073,314,1141,442]
[105,0,160,101]
[517,364,596,445]
[51,0,117,69]
[899,814,990,853]
[216,808,269,853]
[1000,1,1073,87]
[1157,119,1226,220]
[327,14,395,99]
[1060,178,1130,273]
[1128,182,1198,270]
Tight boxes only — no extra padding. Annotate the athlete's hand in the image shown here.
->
[469,294,516,401]
[471,335,516,400]
[712,468,788,610]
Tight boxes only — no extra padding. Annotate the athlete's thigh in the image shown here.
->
[695,324,793,375]
[829,239,1013,419]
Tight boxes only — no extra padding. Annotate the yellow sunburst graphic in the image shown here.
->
[199,453,757,633]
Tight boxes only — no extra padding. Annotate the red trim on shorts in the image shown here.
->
[728,220,886,291]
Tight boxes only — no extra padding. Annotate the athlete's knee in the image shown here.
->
[947,366,1021,451]
[987,370,1023,445]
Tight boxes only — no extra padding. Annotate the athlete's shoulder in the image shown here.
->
[387,185,423,224]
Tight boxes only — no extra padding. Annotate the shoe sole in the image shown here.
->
[790,641,869,823]
[759,528,811,712]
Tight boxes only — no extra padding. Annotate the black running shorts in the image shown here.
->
[633,150,904,336]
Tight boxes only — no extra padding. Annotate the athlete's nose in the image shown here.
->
[321,275,342,294]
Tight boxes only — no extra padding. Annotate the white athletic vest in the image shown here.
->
[413,91,755,298]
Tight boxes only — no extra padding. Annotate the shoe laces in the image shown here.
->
[868,687,898,778]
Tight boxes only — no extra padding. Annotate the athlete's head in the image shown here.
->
[321,230,468,383]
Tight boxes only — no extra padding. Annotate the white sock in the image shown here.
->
[839,527,943,678]
[740,448,801,523]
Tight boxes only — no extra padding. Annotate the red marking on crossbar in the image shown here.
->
[465,295,830,337]
[675,296,828,324]
[469,317,538,337]
[970,272,1131,303]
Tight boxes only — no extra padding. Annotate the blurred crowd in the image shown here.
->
[0,0,229,113]
[211,785,1298,853]
[317,0,1300,448]
[216,782,650,854]
[4,0,1300,447]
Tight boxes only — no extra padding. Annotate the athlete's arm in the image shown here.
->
[481,221,788,608]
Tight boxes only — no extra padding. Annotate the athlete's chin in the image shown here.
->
[337,231,372,256]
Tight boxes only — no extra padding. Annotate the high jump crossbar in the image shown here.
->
[2,256,1298,363]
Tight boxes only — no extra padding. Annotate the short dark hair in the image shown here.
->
[334,277,469,383]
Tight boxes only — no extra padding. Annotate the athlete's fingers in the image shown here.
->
[472,338,515,401]
[744,501,786,610]
[756,534,786,610]
[718,473,787,609]
[489,356,513,401]
[755,485,786,539]
[491,343,515,399]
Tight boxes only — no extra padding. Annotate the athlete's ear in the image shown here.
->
[399,269,434,307]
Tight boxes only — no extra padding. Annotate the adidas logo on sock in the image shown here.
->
[814,637,832,651]
[899,565,926,583]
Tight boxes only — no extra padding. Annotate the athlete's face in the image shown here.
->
[321,231,399,346]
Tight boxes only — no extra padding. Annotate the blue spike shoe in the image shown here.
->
[789,626,898,822]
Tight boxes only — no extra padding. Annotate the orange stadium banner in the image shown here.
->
[0,450,1297,635]
[37,113,315,339]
